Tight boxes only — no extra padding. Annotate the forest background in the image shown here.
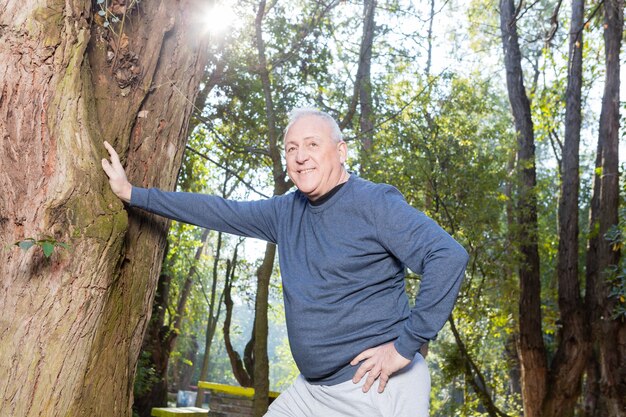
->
[1,0,624,417]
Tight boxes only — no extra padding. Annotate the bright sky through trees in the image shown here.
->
[202,2,239,35]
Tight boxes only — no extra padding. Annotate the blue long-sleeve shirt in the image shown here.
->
[130,174,468,385]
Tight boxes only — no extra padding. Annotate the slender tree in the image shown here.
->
[544,1,589,415]
[223,252,255,388]
[500,2,546,415]
[338,0,377,159]
[585,1,625,416]
[250,1,292,414]
[357,0,376,154]
[195,233,239,406]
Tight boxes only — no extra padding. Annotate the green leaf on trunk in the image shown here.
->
[17,239,35,251]
[41,242,55,258]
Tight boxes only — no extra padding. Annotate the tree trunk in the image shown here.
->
[135,228,211,417]
[0,1,209,416]
[358,0,376,155]
[193,175,238,407]
[586,1,625,415]
[449,317,511,417]
[133,273,173,417]
[425,0,436,78]
[338,0,376,142]
[178,336,199,391]
[542,1,589,416]
[223,264,254,387]
[499,2,546,416]
[252,1,292,415]
[251,242,276,416]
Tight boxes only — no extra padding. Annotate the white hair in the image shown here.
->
[284,107,343,143]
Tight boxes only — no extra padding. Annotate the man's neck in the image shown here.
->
[309,171,349,206]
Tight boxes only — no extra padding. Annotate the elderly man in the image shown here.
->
[102,108,468,417]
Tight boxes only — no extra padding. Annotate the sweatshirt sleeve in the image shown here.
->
[130,187,280,244]
[374,186,469,360]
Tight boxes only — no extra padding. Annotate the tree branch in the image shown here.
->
[184,145,271,199]
[449,315,512,417]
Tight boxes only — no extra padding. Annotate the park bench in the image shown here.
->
[197,381,280,417]
[151,406,209,417]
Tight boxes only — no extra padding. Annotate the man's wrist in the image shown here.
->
[121,183,132,203]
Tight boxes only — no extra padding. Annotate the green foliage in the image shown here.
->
[13,236,69,258]
[361,67,523,415]
[604,207,626,320]
[132,0,616,414]
[134,351,160,397]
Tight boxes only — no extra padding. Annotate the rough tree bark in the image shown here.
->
[585,1,625,416]
[0,1,210,416]
[499,2,546,416]
[543,1,589,416]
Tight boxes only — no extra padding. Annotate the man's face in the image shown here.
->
[284,115,347,201]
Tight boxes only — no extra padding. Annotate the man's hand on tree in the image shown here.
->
[350,341,411,394]
[101,141,132,203]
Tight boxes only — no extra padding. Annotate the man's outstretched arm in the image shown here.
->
[101,141,132,203]
[100,141,280,243]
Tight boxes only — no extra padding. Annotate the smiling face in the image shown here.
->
[284,115,347,201]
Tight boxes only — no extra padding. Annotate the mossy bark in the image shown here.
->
[0,1,209,416]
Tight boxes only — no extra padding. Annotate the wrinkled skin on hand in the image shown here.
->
[101,141,132,203]
[350,341,411,393]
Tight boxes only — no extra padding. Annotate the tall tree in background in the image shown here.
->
[338,0,376,159]
[585,0,625,415]
[0,0,210,416]
[500,2,545,415]
[501,1,625,416]
[250,1,292,414]
[547,0,589,415]
[357,0,376,155]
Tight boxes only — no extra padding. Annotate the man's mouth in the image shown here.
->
[299,168,315,174]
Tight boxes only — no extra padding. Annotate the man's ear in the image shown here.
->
[338,141,347,163]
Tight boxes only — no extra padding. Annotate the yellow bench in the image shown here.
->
[197,381,280,399]
[151,406,208,416]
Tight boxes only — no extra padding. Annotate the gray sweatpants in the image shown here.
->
[265,353,430,417]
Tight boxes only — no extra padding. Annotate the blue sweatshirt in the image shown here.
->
[130,175,468,385]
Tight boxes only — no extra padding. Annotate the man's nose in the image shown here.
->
[296,147,309,162]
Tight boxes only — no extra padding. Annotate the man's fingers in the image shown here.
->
[103,140,114,153]
[350,347,374,366]
[362,368,380,393]
[352,364,368,383]
[377,374,389,393]
[103,141,122,167]
[103,142,128,181]
[103,141,115,158]
[101,159,114,178]
[102,141,132,203]
[350,355,363,366]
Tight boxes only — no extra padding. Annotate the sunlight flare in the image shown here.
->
[203,3,237,35]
